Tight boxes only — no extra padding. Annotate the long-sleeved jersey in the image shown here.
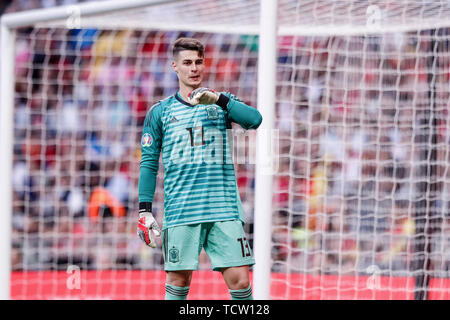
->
[138,91,262,230]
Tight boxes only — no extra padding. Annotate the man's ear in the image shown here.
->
[172,60,177,73]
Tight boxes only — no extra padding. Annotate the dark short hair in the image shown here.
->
[172,37,205,59]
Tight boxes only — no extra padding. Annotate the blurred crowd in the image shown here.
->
[270,32,450,276]
[4,0,450,277]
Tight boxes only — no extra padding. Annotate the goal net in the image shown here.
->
[2,0,450,300]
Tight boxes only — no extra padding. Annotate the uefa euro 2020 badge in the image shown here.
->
[141,133,153,147]
[206,105,219,120]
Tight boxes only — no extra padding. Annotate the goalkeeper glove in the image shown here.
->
[188,87,231,110]
[188,87,219,105]
[137,204,161,248]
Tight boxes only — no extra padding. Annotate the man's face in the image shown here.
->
[172,50,205,89]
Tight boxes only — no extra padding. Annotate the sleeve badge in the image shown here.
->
[141,133,153,147]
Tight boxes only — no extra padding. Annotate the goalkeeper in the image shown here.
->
[138,37,262,300]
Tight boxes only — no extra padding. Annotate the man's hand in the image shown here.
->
[137,210,161,248]
[188,87,219,106]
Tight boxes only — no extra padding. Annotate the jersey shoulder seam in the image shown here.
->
[146,95,174,125]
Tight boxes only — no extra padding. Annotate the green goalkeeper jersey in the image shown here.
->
[138,92,262,230]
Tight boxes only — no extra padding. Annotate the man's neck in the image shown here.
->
[178,84,199,103]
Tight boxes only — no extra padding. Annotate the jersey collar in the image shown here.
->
[175,92,195,107]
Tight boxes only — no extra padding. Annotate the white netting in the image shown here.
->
[5,0,450,300]
[35,0,450,35]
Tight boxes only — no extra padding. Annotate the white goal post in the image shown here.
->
[0,17,15,301]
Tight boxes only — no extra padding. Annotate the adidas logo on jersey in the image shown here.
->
[170,116,179,123]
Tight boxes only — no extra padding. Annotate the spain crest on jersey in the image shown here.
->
[206,105,219,120]
[141,133,153,147]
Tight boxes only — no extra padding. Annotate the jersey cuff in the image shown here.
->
[216,93,230,111]
[139,202,152,212]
